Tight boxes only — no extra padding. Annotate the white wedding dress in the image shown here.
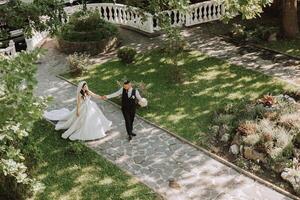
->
[44,82,112,141]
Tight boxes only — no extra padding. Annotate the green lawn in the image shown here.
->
[263,37,300,57]
[30,120,160,200]
[64,50,292,147]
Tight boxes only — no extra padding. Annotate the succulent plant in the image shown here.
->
[258,95,277,107]
[237,120,258,136]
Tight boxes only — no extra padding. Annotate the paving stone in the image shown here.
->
[133,156,145,164]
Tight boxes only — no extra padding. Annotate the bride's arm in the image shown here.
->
[88,90,101,99]
[76,95,81,117]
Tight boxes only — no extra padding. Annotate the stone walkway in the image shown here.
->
[35,28,297,200]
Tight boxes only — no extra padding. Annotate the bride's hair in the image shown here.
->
[80,83,89,99]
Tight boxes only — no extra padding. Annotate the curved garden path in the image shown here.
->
[35,27,298,200]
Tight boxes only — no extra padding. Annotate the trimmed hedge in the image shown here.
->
[58,37,118,55]
[57,9,118,54]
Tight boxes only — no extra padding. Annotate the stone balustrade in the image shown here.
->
[185,1,225,26]
[64,1,225,34]
[0,40,16,56]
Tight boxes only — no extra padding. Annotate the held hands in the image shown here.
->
[99,95,107,100]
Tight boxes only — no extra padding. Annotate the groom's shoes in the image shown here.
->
[131,133,136,137]
[128,135,132,141]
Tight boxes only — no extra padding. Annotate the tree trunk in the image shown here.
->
[282,0,299,38]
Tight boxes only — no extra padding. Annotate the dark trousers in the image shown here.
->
[122,108,136,136]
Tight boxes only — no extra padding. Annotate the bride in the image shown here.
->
[44,81,112,141]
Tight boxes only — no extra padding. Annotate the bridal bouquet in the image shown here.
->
[138,98,148,107]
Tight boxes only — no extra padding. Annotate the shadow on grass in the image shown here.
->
[31,120,159,200]
[264,38,300,57]
[64,50,290,146]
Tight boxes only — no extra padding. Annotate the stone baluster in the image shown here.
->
[111,6,115,22]
[124,10,128,24]
[203,2,208,21]
[108,6,112,22]
[198,5,203,24]
[145,14,154,33]
[104,6,109,21]
[173,11,177,26]
[127,11,132,26]
[221,2,225,16]
[119,6,123,23]
[9,40,16,56]
[211,4,216,20]
[215,4,219,18]
[207,2,211,21]
[185,7,191,26]
[115,7,119,23]
[180,12,185,26]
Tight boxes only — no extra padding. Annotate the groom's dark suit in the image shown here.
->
[106,86,142,139]
[121,88,136,136]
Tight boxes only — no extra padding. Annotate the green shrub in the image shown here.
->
[213,114,235,126]
[230,23,278,42]
[58,10,118,42]
[0,50,46,199]
[231,23,246,40]
[258,119,294,160]
[69,10,103,32]
[67,53,91,74]
[117,47,137,64]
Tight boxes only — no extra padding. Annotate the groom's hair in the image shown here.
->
[123,80,130,85]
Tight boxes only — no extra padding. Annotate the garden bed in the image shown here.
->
[211,93,300,195]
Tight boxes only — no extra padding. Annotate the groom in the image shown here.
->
[102,80,143,141]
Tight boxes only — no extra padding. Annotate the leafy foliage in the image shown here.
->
[0,51,47,199]
[126,0,189,54]
[58,9,118,42]
[0,0,66,37]
[230,23,278,42]
[222,0,273,20]
[117,47,137,64]
[67,52,91,75]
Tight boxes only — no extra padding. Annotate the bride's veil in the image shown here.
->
[77,81,87,104]
[43,82,87,121]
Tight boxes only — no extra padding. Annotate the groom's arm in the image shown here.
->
[135,89,143,101]
[105,88,123,99]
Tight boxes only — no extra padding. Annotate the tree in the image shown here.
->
[0,0,66,39]
[222,0,273,20]
[223,0,299,38]
[282,0,299,38]
[0,50,47,199]
[126,0,189,52]
[0,1,64,198]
